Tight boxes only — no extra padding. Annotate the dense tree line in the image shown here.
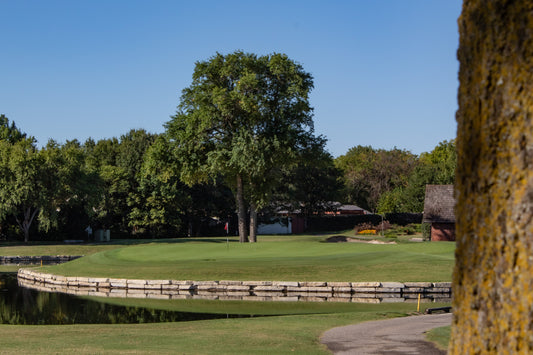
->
[0,111,455,242]
[334,140,456,214]
[0,51,456,242]
[0,115,236,241]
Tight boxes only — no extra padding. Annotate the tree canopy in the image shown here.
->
[166,51,318,242]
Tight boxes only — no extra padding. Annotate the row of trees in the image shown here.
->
[0,116,339,242]
[334,140,456,214]
[0,51,456,243]
[0,111,454,243]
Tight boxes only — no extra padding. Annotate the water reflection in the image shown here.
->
[0,273,251,325]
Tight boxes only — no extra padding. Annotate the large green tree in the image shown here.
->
[166,51,316,242]
[0,139,53,242]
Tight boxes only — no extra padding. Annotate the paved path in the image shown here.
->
[320,313,451,355]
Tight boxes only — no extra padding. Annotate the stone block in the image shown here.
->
[161,284,180,291]
[226,285,250,292]
[171,280,193,285]
[147,279,171,286]
[427,287,452,293]
[127,280,147,289]
[253,285,285,292]
[380,282,404,288]
[353,287,376,293]
[272,296,299,302]
[242,281,272,286]
[219,280,243,285]
[402,287,426,293]
[299,281,326,287]
[376,287,402,293]
[307,286,333,293]
[351,297,381,304]
[253,291,285,297]
[432,282,452,288]
[333,286,353,293]
[109,279,127,288]
[327,282,351,287]
[404,282,432,288]
[88,277,109,284]
[272,281,299,287]
[351,282,381,287]
[194,281,219,286]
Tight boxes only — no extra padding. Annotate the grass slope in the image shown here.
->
[0,302,444,354]
[41,235,455,282]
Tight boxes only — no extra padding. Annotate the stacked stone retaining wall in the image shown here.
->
[18,269,452,304]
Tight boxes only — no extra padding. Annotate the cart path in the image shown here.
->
[320,313,451,354]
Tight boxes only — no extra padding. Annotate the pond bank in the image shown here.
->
[18,268,452,304]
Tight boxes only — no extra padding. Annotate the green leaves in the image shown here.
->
[166,51,317,241]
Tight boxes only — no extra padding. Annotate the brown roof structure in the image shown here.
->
[422,185,456,223]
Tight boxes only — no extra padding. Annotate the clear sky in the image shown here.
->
[1,0,462,157]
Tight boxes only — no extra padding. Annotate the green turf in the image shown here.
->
[0,303,432,354]
[0,239,154,256]
[425,325,451,351]
[1,235,455,353]
[41,235,455,282]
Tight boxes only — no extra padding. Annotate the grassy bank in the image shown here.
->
[0,302,446,354]
[40,235,455,282]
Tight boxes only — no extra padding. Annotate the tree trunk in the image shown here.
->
[236,174,248,243]
[15,207,38,243]
[451,1,533,353]
[249,202,257,243]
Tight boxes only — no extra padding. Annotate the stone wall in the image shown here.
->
[18,269,451,304]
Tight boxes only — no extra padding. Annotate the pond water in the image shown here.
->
[0,273,253,325]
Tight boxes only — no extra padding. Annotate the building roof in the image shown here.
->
[422,185,456,223]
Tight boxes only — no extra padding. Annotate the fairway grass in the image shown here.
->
[41,235,455,282]
[0,302,449,354]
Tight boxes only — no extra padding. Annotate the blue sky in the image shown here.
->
[1,0,461,157]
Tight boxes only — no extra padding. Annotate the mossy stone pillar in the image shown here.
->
[451,0,533,353]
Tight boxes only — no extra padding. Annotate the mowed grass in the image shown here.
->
[0,302,449,355]
[39,235,455,282]
[426,325,451,351]
[2,235,454,353]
